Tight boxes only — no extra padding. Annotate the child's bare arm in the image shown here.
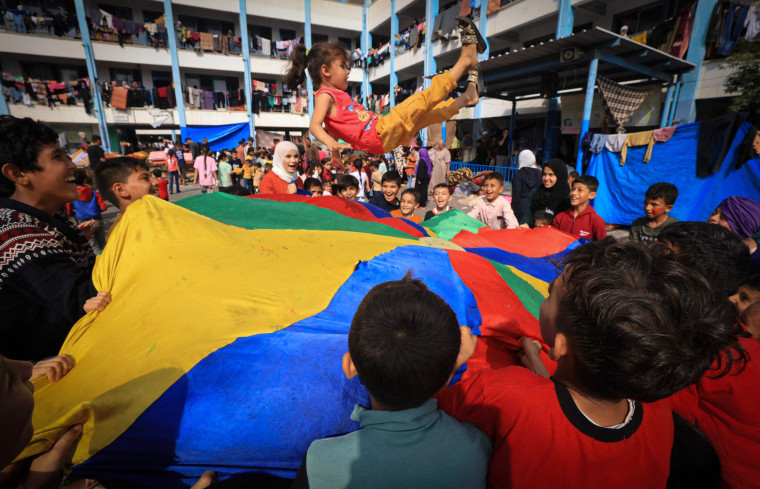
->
[310,93,351,154]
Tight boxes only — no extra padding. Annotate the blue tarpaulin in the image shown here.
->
[181,122,250,152]
[588,122,760,225]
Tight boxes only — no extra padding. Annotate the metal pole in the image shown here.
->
[389,0,397,108]
[304,0,313,132]
[668,77,682,126]
[659,82,675,128]
[74,0,110,152]
[509,99,516,156]
[239,0,255,141]
[576,55,598,173]
[163,0,187,133]
[545,0,573,162]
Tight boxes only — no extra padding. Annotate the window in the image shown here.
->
[152,71,172,88]
[178,15,197,31]
[98,4,133,21]
[110,68,142,85]
[338,36,352,49]
[143,10,163,23]
[313,33,328,44]
[249,24,272,40]
[279,28,296,41]
[611,0,691,35]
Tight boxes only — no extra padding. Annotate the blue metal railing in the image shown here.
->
[450,162,519,182]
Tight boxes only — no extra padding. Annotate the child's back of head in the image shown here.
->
[73,168,89,187]
[349,272,461,410]
[555,238,745,403]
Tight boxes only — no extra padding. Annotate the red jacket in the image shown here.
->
[552,205,607,241]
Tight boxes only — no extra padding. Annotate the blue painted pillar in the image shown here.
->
[74,0,110,152]
[472,0,489,122]
[163,0,187,130]
[0,88,9,115]
[545,0,573,162]
[575,55,598,173]
[389,0,398,108]
[420,0,438,147]
[509,100,516,156]
[304,0,314,128]
[673,0,717,123]
[239,0,255,140]
[362,0,372,105]
[659,82,675,128]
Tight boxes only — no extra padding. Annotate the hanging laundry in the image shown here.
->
[653,126,677,143]
[595,76,650,134]
[620,130,655,165]
[745,4,760,40]
[201,32,214,52]
[111,87,128,110]
[605,133,629,152]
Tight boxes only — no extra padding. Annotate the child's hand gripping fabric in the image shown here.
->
[519,336,550,378]
[83,291,111,313]
[31,355,75,383]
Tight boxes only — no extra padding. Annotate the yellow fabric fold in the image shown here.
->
[20,196,415,464]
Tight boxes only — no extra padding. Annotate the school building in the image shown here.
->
[0,0,744,158]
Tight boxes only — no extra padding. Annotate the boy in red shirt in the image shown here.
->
[152,169,169,201]
[437,239,744,489]
[552,175,606,241]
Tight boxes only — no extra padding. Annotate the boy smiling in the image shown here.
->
[552,175,606,241]
[629,182,679,243]
[369,172,402,212]
[424,183,453,221]
[467,172,518,230]
[391,188,422,223]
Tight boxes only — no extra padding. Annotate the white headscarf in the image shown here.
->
[272,141,299,183]
[517,149,537,169]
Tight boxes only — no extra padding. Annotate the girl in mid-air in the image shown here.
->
[285,18,486,159]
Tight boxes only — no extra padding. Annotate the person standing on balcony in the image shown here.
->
[495,129,510,166]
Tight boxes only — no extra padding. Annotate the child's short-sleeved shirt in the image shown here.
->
[218,161,232,187]
[390,209,422,223]
[436,367,674,489]
[316,88,384,155]
[629,215,678,243]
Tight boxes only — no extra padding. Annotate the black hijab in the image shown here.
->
[531,158,571,218]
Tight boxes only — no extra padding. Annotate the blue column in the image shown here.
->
[673,0,717,123]
[304,0,314,127]
[389,0,398,108]
[239,0,255,140]
[163,0,187,130]
[472,0,489,122]
[659,82,675,128]
[575,55,598,173]
[420,0,438,146]
[509,100,516,155]
[544,0,573,162]
[74,0,110,152]
[0,88,9,115]
[362,0,372,105]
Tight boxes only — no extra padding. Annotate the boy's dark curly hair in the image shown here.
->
[349,272,461,410]
[658,221,750,298]
[555,238,746,403]
[0,116,59,197]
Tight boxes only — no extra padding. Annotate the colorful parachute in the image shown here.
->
[23,194,579,488]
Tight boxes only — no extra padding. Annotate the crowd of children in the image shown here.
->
[1,112,760,489]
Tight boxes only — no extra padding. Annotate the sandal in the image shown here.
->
[456,16,487,54]
[467,66,485,97]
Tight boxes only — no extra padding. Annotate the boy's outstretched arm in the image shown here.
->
[310,93,351,156]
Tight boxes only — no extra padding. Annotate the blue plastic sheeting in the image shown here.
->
[588,122,760,225]
[181,122,250,152]
[74,246,481,488]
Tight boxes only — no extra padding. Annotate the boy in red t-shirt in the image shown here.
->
[437,239,744,489]
[152,169,169,201]
[552,175,606,241]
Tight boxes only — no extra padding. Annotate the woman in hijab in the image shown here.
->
[510,149,542,222]
[708,196,760,274]
[415,148,433,207]
[519,158,571,227]
[259,141,300,195]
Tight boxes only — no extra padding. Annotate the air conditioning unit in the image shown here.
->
[560,47,581,63]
